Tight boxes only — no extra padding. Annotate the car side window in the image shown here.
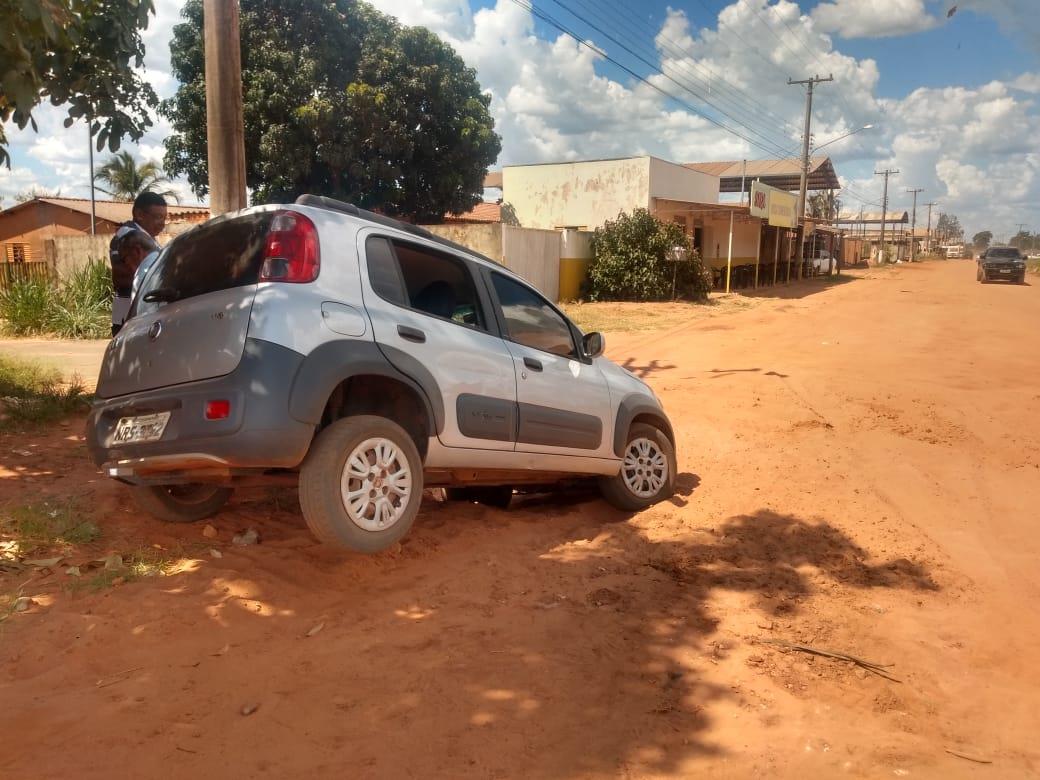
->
[490,272,576,359]
[366,236,486,331]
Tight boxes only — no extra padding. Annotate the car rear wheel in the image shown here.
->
[598,423,676,511]
[132,484,234,523]
[299,415,423,553]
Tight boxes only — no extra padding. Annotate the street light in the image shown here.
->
[812,124,875,154]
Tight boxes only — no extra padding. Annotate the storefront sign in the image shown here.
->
[749,180,798,228]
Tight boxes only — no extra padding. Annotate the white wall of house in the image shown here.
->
[502,158,651,230]
[648,157,718,205]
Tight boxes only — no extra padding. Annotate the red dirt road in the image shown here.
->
[2,261,1039,778]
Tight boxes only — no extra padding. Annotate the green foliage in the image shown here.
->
[162,0,501,222]
[935,213,963,245]
[0,354,88,427]
[808,191,842,221]
[0,258,111,339]
[0,278,51,334]
[972,230,992,249]
[2,500,100,555]
[0,0,158,167]
[587,209,711,302]
[93,150,179,202]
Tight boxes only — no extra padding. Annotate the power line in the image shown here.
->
[541,0,800,158]
[509,0,801,160]
[592,0,803,138]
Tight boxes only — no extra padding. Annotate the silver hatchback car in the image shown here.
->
[87,196,677,553]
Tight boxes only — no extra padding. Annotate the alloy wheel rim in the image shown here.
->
[339,437,412,532]
[622,437,668,499]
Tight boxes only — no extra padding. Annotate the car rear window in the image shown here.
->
[134,213,272,313]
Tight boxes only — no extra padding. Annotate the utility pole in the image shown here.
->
[203,0,247,215]
[789,74,832,279]
[874,168,898,263]
[87,123,96,236]
[906,188,923,262]
[924,201,937,256]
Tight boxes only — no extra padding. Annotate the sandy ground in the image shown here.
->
[2,260,1039,778]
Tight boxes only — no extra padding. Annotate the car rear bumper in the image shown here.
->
[87,338,315,481]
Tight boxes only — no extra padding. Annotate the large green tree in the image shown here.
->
[935,213,963,244]
[93,150,178,201]
[972,230,992,250]
[0,0,158,167]
[162,0,501,222]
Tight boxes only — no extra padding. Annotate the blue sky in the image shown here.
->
[2,0,1038,239]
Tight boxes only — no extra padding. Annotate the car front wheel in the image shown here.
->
[599,423,676,511]
[299,415,423,553]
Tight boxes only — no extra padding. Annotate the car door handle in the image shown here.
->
[397,325,426,343]
[523,357,543,372]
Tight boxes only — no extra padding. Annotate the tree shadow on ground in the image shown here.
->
[1,472,939,779]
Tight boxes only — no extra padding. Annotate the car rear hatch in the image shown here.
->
[96,211,275,399]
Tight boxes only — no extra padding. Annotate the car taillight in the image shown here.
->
[259,210,320,283]
[205,400,231,420]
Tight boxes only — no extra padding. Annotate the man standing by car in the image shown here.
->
[109,192,167,335]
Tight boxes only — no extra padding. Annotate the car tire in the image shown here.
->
[299,415,423,553]
[598,423,677,512]
[132,484,234,523]
[445,485,513,509]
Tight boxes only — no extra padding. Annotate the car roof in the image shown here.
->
[293,195,510,274]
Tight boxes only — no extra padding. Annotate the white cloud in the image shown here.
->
[4,0,1038,239]
[812,0,938,39]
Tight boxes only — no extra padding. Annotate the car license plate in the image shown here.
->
[112,412,171,444]
[999,269,1011,274]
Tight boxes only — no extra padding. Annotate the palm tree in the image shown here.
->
[93,151,180,202]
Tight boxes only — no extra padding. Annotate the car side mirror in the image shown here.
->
[582,331,605,359]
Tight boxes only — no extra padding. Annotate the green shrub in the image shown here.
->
[587,209,711,302]
[0,258,112,339]
[0,278,52,335]
[46,258,111,339]
[0,354,88,427]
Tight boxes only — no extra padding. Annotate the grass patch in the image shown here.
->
[0,499,101,557]
[0,258,111,339]
[561,300,707,333]
[0,353,89,428]
[67,548,181,594]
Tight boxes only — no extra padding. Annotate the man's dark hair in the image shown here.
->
[133,191,167,212]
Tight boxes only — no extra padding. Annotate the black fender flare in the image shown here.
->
[288,340,443,434]
[613,394,675,457]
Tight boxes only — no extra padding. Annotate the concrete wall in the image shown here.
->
[648,157,718,204]
[699,216,762,270]
[422,222,504,262]
[559,229,594,301]
[44,234,111,278]
[502,225,561,303]
[502,158,650,231]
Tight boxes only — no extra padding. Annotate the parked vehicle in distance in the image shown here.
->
[86,196,677,553]
[811,249,835,274]
[977,246,1027,284]
[943,244,966,259]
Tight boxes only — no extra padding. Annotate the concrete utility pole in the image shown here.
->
[923,201,937,255]
[87,123,96,235]
[789,74,832,280]
[906,188,923,262]
[203,0,247,215]
[874,168,898,263]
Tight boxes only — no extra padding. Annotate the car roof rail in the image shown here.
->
[294,194,506,269]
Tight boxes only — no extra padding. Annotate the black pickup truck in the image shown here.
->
[977,247,1026,284]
